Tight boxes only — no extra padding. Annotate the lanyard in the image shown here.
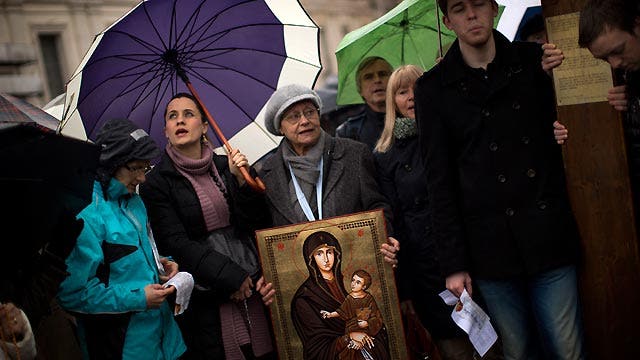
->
[288,157,323,221]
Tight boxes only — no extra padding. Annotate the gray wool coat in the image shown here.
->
[259,134,394,234]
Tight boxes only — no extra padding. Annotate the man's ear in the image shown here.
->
[443,15,452,31]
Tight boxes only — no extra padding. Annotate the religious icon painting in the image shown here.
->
[256,209,408,360]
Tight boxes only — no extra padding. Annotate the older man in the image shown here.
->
[336,56,393,150]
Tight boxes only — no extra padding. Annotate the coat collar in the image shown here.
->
[262,134,345,223]
[154,148,228,178]
[105,177,130,200]
[440,30,524,86]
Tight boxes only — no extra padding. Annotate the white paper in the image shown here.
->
[438,289,459,306]
[163,271,194,315]
[440,289,498,357]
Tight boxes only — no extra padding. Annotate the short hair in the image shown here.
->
[353,269,372,290]
[355,56,392,94]
[437,0,498,16]
[578,0,640,48]
[164,92,206,123]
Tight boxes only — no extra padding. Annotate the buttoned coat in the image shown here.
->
[260,134,393,232]
[415,31,579,280]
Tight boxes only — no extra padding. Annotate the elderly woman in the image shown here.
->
[259,84,399,358]
[260,84,398,254]
[57,118,185,360]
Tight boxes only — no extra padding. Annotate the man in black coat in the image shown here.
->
[336,56,392,150]
[415,1,585,359]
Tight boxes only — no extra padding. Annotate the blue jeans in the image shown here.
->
[475,265,585,360]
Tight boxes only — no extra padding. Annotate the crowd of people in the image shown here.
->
[2,0,639,359]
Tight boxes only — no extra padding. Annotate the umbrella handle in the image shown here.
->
[239,165,266,192]
[185,81,266,193]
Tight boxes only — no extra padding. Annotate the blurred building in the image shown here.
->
[301,0,397,85]
[0,0,139,105]
[0,0,397,105]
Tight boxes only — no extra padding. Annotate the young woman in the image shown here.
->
[140,93,274,359]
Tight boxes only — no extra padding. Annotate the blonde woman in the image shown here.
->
[374,65,479,359]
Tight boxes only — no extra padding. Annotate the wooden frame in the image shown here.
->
[256,209,407,359]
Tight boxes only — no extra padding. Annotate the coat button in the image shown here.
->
[482,109,491,117]
[497,174,506,183]
[512,101,521,110]
[526,168,536,178]
[538,201,547,210]
[489,142,498,151]
[521,136,530,145]
[404,164,412,172]
[505,208,515,216]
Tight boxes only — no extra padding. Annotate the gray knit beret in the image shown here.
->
[96,118,160,175]
[264,84,322,135]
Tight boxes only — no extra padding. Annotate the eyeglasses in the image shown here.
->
[282,107,319,124]
[124,164,152,175]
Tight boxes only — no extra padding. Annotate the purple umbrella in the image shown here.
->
[62,0,321,191]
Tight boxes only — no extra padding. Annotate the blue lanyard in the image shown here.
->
[288,157,323,221]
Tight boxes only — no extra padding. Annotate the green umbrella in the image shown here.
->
[335,0,502,105]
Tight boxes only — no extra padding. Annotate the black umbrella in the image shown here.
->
[0,94,99,260]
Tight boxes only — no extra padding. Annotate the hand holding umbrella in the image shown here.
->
[61,0,322,192]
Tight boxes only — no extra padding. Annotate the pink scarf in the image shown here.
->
[166,142,230,231]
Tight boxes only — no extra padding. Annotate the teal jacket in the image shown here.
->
[58,179,185,359]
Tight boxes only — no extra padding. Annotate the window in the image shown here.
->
[38,34,64,97]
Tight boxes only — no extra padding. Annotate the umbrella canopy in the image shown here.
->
[335,0,503,105]
[0,93,99,258]
[62,0,321,164]
[1,93,59,132]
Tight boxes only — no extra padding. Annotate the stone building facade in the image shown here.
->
[0,0,397,105]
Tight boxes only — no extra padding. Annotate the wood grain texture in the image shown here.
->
[542,1,640,357]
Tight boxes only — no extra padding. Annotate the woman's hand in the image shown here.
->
[380,236,400,268]
[159,257,178,283]
[230,276,253,302]
[228,148,248,186]
[350,331,374,349]
[144,284,174,309]
[256,276,276,306]
[0,302,27,341]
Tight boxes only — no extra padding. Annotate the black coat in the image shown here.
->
[141,152,270,298]
[140,152,271,358]
[415,31,579,280]
[336,105,386,151]
[374,135,463,338]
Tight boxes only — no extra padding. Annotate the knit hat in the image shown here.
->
[264,84,322,135]
[95,118,160,180]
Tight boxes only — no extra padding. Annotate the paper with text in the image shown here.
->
[439,289,498,356]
